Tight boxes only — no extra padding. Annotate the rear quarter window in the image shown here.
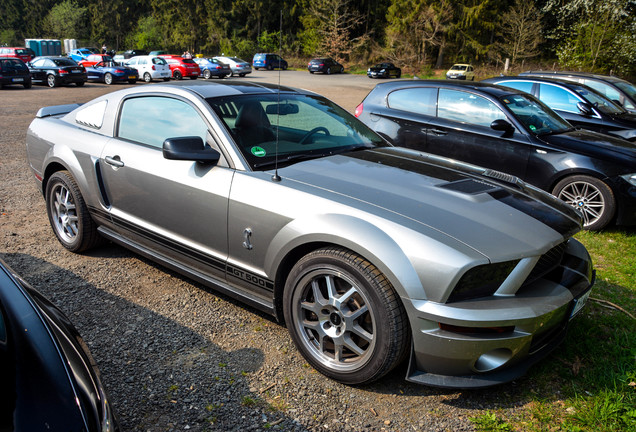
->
[387,88,437,116]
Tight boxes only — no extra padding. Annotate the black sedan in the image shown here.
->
[86,61,138,84]
[483,76,636,142]
[0,56,32,89]
[307,57,344,74]
[367,62,401,79]
[28,56,87,88]
[0,258,119,431]
[355,80,636,230]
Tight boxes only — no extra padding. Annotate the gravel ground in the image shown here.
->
[0,74,535,431]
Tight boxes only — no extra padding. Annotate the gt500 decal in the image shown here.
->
[228,265,274,291]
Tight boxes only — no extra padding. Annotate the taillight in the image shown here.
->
[215,66,221,69]
[354,103,363,117]
[59,69,68,74]
[151,65,156,70]
[115,69,124,73]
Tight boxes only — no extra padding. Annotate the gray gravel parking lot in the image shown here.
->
[1,71,535,431]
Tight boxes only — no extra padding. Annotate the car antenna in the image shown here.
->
[271,9,283,182]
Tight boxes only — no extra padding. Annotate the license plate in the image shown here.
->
[72,70,82,73]
[12,77,24,82]
[570,290,591,319]
[128,75,136,79]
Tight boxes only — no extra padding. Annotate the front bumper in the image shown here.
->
[404,238,594,388]
[446,74,467,80]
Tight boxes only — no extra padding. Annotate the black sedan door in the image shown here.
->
[424,88,534,180]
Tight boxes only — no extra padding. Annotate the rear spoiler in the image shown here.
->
[35,103,82,118]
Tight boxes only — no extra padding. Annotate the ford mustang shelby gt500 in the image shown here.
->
[26,81,594,388]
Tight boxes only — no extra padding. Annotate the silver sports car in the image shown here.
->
[26,81,594,388]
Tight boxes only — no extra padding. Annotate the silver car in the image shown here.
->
[26,81,594,388]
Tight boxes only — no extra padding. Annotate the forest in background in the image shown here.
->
[1,0,635,79]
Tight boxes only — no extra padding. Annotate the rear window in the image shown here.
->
[53,58,78,66]
[0,59,28,71]
[388,88,437,117]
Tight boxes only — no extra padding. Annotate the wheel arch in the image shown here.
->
[266,214,438,323]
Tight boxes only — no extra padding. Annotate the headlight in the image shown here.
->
[621,173,636,187]
[447,260,519,303]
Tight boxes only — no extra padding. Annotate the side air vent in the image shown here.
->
[482,169,521,187]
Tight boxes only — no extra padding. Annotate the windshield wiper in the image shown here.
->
[253,153,326,169]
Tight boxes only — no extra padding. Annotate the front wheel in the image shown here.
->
[283,247,409,385]
[552,175,616,230]
[45,171,101,252]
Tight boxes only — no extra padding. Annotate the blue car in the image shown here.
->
[252,53,287,70]
[68,48,98,62]
[86,61,138,84]
[193,57,232,79]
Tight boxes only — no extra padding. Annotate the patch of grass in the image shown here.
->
[241,396,258,407]
[470,412,513,431]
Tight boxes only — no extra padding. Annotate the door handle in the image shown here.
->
[428,129,448,135]
[104,156,124,168]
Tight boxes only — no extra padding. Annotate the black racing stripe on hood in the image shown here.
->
[346,148,469,182]
[489,189,581,237]
[347,149,582,237]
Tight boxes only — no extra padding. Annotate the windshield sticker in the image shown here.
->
[251,146,266,157]
[529,125,537,131]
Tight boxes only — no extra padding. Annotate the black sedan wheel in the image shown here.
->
[283,247,409,385]
[104,73,113,85]
[553,175,616,230]
[47,74,57,88]
[46,171,101,252]
[327,67,331,75]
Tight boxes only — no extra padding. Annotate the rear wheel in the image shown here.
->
[267,64,273,70]
[327,67,331,75]
[173,70,183,80]
[46,171,101,252]
[552,175,616,230]
[283,247,409,385]
[239,73,246,77]
[128,79,136,84]
[104,73,113,85]
[47,74,57,88]
[76,81,84,86]
[143,72,152,82]
[190,76,197,80]
[203,69,211,79]
[23,81,32,89]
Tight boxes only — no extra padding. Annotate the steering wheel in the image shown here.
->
[299,127,330,145]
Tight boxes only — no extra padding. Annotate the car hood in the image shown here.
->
[539,128,636,164]
[278,147,581,260]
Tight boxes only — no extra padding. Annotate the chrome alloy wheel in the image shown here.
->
[49,183,79,244]
[556,180,605,228]
[291,268,376,372]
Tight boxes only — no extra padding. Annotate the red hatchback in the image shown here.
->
[0,47,33,63]
[159,55,200,79]
[78,54,113,67]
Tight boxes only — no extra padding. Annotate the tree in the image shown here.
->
[385,0,452,68]
[44,0,88,40]
[498,0,543,65]
[301,0,364,62]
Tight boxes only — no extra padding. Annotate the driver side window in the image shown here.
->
[118,97,210,149]
[438,89,507,127]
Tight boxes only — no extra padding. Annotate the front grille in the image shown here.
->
[525,242,567,285]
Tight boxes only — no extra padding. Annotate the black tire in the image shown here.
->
[162,78,170,81]
[104,73,113,85]
[552,175,616,230]
[326,67,331,75]
[396,72,401,79]
[23,81,32,89]
[76,81,85,86]
[203,69,211,79]
[45,171,101,252]
[239,73,246,77]
[173,70,183,80]
[340,67,344,73]
[283,64,288,70]
[128,79,136,84]
[47,74,57,88]
[309,71,314,74]
[267,64,273,70]
[283,247,409,385]
[143,72,152,83]
[190,76,197,80]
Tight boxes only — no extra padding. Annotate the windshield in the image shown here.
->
[500,94,572,135]
[614,80,636,100]
[573,87,624,115]
[207,93,387,170]
[451,65,467,71]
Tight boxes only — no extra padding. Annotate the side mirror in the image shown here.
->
[163,137,220,164]
[612,99,623,107]
[490,119,514,132]
[577,102,594,116]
